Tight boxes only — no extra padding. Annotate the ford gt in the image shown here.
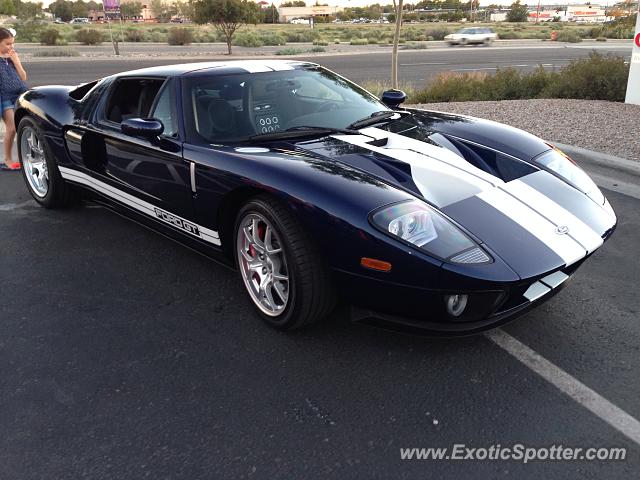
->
[15,60,617,335]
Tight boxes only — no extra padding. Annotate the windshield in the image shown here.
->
[456,28,474,34]
[183,67,388,144]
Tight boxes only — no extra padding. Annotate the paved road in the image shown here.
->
[0,150,638,477]
[21,41,632,87]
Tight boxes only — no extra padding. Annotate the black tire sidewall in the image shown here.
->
[233,198,302,329]
[17,117,61,208]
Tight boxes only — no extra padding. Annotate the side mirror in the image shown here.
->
[381,89,407,108]
[121,118,164,138]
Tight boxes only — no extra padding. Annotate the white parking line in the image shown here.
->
[486,329,640,446]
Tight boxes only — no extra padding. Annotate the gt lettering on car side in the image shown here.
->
[154,208,201,237]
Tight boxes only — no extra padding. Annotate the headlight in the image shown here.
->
[371,200,492,264]
[537,147,604,205]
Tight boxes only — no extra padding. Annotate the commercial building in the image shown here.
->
[277,6,344,23]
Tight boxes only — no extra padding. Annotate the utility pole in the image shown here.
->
[536,0,541,23]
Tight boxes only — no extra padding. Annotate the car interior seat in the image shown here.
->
[207,98,236,139]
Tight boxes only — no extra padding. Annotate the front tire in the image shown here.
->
[17,116,76,208]
[234,196,336,330]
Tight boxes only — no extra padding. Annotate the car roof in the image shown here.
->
[114,60,317,79]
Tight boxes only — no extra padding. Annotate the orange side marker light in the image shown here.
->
[361,257,392,272]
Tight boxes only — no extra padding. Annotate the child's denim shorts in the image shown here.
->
[1,97,17,112]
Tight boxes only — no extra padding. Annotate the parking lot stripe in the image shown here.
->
[486,329,640,446]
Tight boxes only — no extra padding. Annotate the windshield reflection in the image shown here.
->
[184,67,388,144]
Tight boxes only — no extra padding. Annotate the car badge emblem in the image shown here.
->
[555,225,569,235]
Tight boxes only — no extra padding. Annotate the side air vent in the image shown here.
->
[450,247,492,264]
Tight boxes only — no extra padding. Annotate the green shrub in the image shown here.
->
[497,31,518,40]
[402,42,427,50]
[350,38,368,45]
[125,29,146,42]
[556,30,582,43]
[596,37,607,42]
[542,51,628,101]
[39,28,60,46]
[275,47,305,55]
[32,48,80,57]
[424,28,450,41]
[167,28,193,45]
[412,51,628,103]
[313,39,329,46]
[148,31,166,43]
[75,29,103,45]
[309,46,325,53]
[283,29,315,42]
[261,32,286,46]
[233,31,263,47]
[12,21,45,42]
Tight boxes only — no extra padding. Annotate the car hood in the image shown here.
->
[292,123,616,278]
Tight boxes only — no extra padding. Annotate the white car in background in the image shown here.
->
[445,27,497,46]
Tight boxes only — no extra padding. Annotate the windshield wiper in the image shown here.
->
[347,110,404,130]
[247,126,359,142]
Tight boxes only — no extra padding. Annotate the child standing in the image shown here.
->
[0,27,27,171]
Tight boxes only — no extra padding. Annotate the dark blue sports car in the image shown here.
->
[15,60,617,335]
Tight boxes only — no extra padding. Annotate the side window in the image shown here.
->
[150,82,178,138]
[104,78,164,124]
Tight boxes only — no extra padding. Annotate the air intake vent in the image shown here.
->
[450,247,492,264]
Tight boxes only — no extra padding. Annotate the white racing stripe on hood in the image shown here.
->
[477,187,586,267]
[331,128,502,207]
[500,175,604,254]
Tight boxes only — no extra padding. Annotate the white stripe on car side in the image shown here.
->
[500,176,604,254]
[58,166,221,246]
[477,187,586,267]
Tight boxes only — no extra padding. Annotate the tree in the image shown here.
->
[71,0,88,17]
[506,0,528,22]
[279,1,305,6]
[121,1,143,18]
[262,3,278,23]
[0,0,16,15]
[151,0,177,21]
[193,0,259,54]
[391,0,404,89]
[50,0,74,21]
[16,1,43,19]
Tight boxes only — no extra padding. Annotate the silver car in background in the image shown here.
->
[445,27,497,46]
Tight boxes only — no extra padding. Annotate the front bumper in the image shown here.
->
[340,264,582,336]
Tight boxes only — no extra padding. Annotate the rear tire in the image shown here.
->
[234,195,336,330]
[17,116,76,208]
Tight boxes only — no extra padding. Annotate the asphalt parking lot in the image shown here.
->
[1,153,639,478]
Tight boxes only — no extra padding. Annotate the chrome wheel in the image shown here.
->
[20,126,49,198]
[237,212,290,317]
